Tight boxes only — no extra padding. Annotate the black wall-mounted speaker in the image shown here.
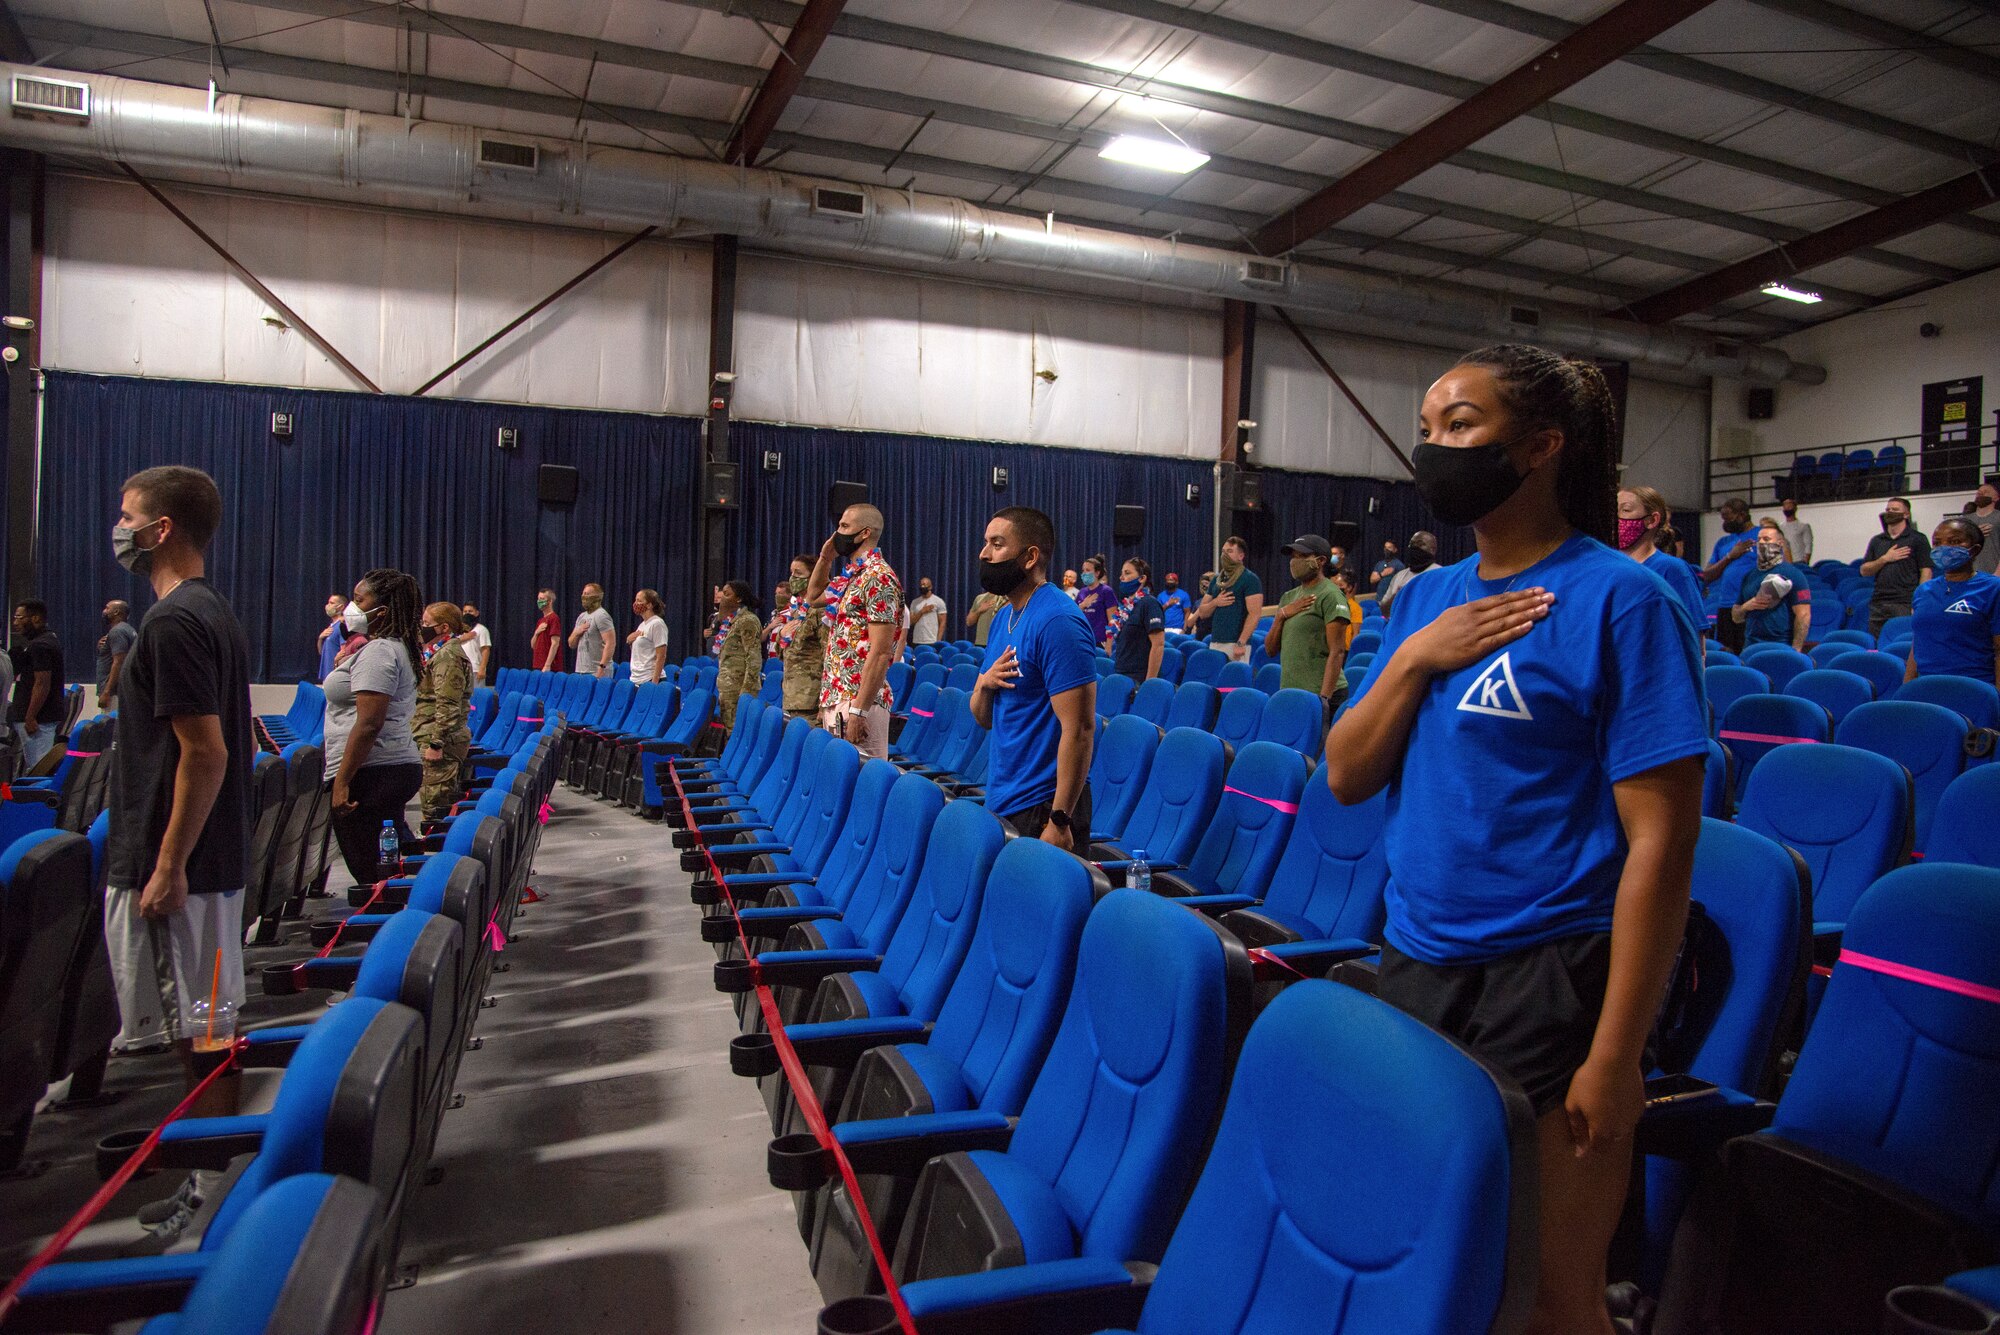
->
[1221,466,1262,513]
[829,480,869,521]
[1112,505,1146,543]
[1328,520,1362,552]
[703,461,739,510]
[538,464,580,505]
[1746,386,1775,420]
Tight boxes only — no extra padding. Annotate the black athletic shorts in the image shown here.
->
[1379,932,1613,1117]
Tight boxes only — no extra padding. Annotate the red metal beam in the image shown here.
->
[727,0,848,166]
[1249,0,1719,258]
[1624,166,2000,323]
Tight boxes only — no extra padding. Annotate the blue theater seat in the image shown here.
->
[1210,686,1267,757]
[1828,650,1906,702]
[1087,727,1228,879]
[1783,669,1873,727]
[1085,715,1160,843]
[1898,674,2000,736]
[1703,739,1734,819]
[1925,767,2000,869]
[1251,662,1282,695]
[1704,665,1770,737]
[1255,688,1326,760]
[1160,681,1216,733]
[1125,677,1174,728]
[1835,700,1969,855]
[1653,864,2000,1332]
[1718,694,1830,798]
[875,890,1248,1310]
[856,975,1526,1335]
[1181,648,1226,685]
[1095,675,1134,720]
[1736,743,1909,943]
[0,828,98,1172]
[1746,646,1813,693]
[1145,741,1305,902]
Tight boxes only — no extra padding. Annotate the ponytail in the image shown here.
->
[359,568,426,677]
[1455,344,1620,546]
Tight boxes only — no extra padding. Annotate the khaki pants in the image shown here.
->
[820,702,890,759]
[1219,642,1251,663]
[419,735,470,821]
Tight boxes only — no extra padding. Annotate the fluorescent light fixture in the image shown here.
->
[1760,283,1823,304]
[1099,134,1209,174]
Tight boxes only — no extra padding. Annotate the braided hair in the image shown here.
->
[358,568,425,676]
[1454,344,1620,547]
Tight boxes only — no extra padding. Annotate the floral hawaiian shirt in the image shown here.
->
[819,547,904,710]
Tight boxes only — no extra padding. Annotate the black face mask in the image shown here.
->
[1404,547,1436,572]
[832,529,864,560]
[1412,435,1531,527]
[463,614,478,627]
[978,556,1029,597]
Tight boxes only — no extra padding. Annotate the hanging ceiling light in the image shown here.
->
[1098,133,1209,174]
[1760,283,1823,304]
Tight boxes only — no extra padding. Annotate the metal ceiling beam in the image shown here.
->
[1625,166,2000,323]
[1402,0,1999,166]
[726,0,847,165]
[1059,0,2000,242]
[1248,0,1722,256]
[216,0,1976,279]
[1741,0,2000,88]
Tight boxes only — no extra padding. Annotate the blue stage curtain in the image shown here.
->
[725,423,1216,628]
[39,372,703,683]
[1217,464,1468,600]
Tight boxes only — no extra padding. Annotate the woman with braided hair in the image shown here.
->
[322,567,426,883]
[1327,344,1706,1333]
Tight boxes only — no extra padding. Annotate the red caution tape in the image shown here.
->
[0,1039,246,1322]
[1247,946,1311,980]
[709,854,919,1335]
[318,880,388,958]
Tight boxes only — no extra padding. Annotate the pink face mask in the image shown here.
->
[1616,516,1649,550]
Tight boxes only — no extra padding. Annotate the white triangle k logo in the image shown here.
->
[1457,652,1534,720]
[1946,598,1976,615]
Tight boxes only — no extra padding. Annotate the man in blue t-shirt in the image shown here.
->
[1700,497,1758,651]
[1731,523,1810,649]
[1157,573,1191,631]
[972,506,1098,849]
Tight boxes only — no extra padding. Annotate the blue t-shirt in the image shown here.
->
[1736,562,1810,645]
[1643,550,1707,634]
[1158,588,1191,630]
[982,583,1099,818]
[1703,531,1757,616]
[1111,595,1166,678]
[318,617,343,683]
[1350,534,1707,964]
[1912,572,2000,681]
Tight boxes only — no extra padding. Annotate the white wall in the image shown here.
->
[1697,489,1982,570]
[1711,266,2000,500]
[1255,317,1709,498]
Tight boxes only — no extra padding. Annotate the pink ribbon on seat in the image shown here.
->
[484,919,506,952]
[1223,785,1299,813]
[1718,730,1821,746]
[1839,949,2000,1004]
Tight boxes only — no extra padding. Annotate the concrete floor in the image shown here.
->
[1,790,824,1334]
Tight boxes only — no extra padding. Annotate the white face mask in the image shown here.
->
[342,600,368,634]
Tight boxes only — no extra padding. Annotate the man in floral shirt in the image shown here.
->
[806,502,903,758]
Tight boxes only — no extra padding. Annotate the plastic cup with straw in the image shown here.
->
[189,946,235,1054]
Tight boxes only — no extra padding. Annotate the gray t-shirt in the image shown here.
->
[1778,518,1813,567]
[573,608,616,675]
[1968,509,2000,575]
[322,637,419,777]
[96,620,137,693]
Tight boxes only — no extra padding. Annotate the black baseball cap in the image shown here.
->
[1282,535,1332,558]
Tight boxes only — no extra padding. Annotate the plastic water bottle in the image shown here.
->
[377,821,401,878]
[1129,848,1151,894]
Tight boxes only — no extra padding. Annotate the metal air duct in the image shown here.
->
[0,64,1825,385]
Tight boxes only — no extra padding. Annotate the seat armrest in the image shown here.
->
[830,1109,1014,1177]
[1251,938,1376,979]
[718,947,879,992]
[717,871,815,891]
[735,905,841,940]
[1166,892,1258,915]
[237,1024,312,1066]
[897,1257,1152,1335]
[780,1015,931,1069]
[1811,922,1844,966]
[151,1113,271,1170]
[307,915,387,948]
[1635,1084,1775,1160]
[13,1253,214,1328]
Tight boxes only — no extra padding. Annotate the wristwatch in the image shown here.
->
[1047,809,1072,831]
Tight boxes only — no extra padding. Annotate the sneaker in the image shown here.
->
[136,1172,208,1232]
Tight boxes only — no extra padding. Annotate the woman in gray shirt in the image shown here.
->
[322,567,425,883]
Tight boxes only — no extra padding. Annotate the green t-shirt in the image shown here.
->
[1204,568,1262,644]
[1276,580,1352,694]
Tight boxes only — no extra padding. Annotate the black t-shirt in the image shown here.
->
[8,630,64,724]
[1111,595,1166,679]
[1865,527,1933,602]
[108,579,254,894]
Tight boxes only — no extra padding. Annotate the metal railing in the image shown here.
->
[1709,421,1998,508]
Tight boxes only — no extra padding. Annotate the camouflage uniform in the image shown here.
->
[714,611,764,735]
[414,637,472,821]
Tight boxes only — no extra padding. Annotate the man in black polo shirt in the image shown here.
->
[9,600,64,771]
[1859,495,1933,637]
[103,466,253,1168]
